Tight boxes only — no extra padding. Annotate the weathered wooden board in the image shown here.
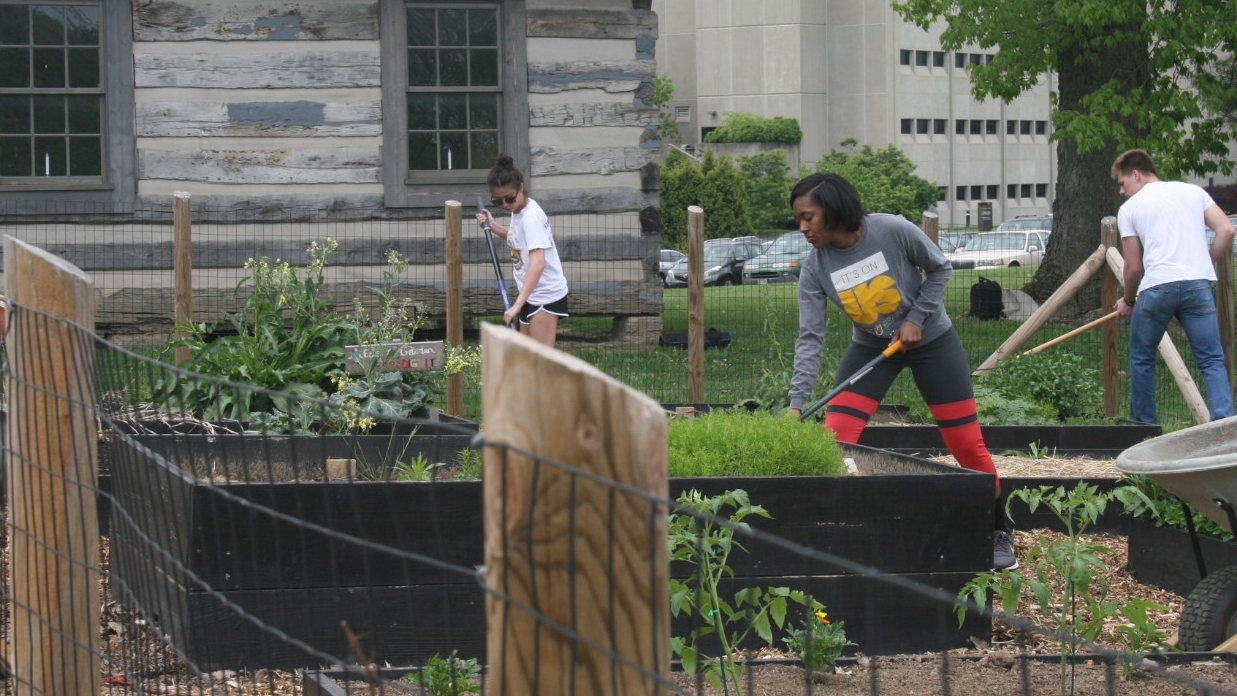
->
[528,101,656,127]
[134,51,381,89]
[528,59,655,94]
[526,8,658,39]
[531,145,657,176]
[137,100,383,137]
[133,1,379,42]
[139,147,381,185]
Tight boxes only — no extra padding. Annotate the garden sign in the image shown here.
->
[344,340,444,374]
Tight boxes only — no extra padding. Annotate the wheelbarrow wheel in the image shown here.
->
[1179,564,1237,652]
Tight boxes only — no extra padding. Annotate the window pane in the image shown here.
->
[0,95,29,133]
[32,47,65,87]
[469,94,498,129]
[407,48,436,86]
[68,135,100,175]
[438,8,467,46]
[439,131,466,169]
[900,119,911,134]
[407,8,436,46]
[64,6,98,45]
[34,135,65,176]
[0,6,29,45]
[0,137,32,176]
[67,46,97,87]
[440,93,467,129]
[408,132,437,169]
[407,95,436,130]
[956,186,966,200]
[469,8,497,46]
[440,48,467,86]
[31,6,65,45]
[987,185,998,199]
[970,185,981,199]
[0,48,28,87]
[66,94,99,134]
[1007,184,1016,198]
[899,49,910,66]
[470,48,498,86]
[470,131,498,169]
[32,95,63,134]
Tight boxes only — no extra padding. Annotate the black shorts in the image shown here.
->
[519,295,569,325]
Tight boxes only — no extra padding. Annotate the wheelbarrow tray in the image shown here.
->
[1116,415,1237,534]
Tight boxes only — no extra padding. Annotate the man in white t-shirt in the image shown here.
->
[1112,148,1235,424]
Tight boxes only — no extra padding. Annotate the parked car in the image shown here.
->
[996,214,1053,232]
[658,249,685,286]
[664,237,765,287]
[949,230,1049,268]
[741,232,814,283]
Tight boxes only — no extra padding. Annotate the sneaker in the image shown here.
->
[993,530,1019,571]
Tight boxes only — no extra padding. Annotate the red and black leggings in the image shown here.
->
[824,328,1000,496]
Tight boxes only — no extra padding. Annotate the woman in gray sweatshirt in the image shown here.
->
[785,172,1015,570]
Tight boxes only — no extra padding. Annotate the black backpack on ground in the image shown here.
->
[968,276,1004,320]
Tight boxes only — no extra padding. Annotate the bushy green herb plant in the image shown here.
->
[454,447,483,480]
[670,489,838,693]
[783,608,854,673]
[973,385,1058,425]
[1115,474,1233,542]
[978,351,1103,421]
[667,409,845,477]
[391,454,446,482]
[956,483,1175,688]
[404,650,481,695]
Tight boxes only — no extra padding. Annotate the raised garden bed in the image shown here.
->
[1124,516,1237,597]
[108,434,994,671]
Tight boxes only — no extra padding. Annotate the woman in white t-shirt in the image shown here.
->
[475,154,569,347]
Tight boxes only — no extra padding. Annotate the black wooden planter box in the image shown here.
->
[108,432,996,671]
[1124,517,1237,597]
[860,421,1161,458]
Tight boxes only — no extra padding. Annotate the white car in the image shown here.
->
[949,230,1048,268]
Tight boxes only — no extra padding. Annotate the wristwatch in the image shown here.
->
[1123,296,1136,307]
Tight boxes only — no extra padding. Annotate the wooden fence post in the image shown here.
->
[1214,235,1234,384]
[686,206,705,402]
[4,236,100,696]
[444,201,464,415]
[921,211,939,245]
[173,191,192,365]
[481,324,669,695]
[1100,217,1121,416]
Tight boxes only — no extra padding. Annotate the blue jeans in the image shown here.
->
[1128,279,1234,424]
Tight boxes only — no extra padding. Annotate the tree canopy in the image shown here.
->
[812,139,941,223]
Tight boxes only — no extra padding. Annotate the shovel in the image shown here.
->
[799,339,903,422]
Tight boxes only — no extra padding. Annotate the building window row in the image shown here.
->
[900,118,1050,137]
[953,183,1050,201]
[898,49,995,69]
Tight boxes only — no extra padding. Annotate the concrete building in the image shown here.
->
[652,0,1056,228]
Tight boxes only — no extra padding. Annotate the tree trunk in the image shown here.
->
[1024,35,1148,314]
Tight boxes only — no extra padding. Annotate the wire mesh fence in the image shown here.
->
[3,245,1237,696]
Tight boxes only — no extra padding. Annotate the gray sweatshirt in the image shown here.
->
[789,213,954,410]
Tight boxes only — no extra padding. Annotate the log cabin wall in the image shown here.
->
[0,1,662,343]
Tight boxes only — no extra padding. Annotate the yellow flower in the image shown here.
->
[815,611,830,625]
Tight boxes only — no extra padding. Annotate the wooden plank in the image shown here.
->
[446,201,465,415]
[526,9,658,39]
[687,206,704,402]
[4,237,100,696]
[134,1,379,42]
[137,100,383,137]
[173,191,192,364]
[531,146,657,176]
[527,59,655,94]
[482,324,669,695]
[139,146,380,185]
[1101,217,1121,416]
[529,101,656,128]
[134,52,381,89]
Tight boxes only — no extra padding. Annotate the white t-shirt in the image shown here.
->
[1117,180,1217,291]
[507,198,568,305]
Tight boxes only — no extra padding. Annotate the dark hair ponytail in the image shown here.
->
[487,154,525,191]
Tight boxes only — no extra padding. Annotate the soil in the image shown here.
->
[97,455,1237,695]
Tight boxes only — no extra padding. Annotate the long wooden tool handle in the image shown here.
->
[799,339,902,421]
[1024,311,1120,355]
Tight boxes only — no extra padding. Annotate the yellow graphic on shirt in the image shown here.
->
[837,275,902,324]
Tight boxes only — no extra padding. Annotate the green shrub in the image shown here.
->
[739,150,796,231]
[668,409,846,477]
[704,113,803,144]
[811,139,940,221]
[699,151,754,236]
[660,149,706,249]
[977,352,1103,421]
[973,385,1059,425]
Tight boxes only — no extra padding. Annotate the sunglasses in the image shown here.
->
[490,188,521,206]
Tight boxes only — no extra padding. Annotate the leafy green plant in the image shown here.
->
[404,650,481,695]
[955,483,1175,689]
[155,239,352,422]
[669,489,833,693]
[738,149,796,231]
[653,73,681,145]
[1115,474,1234,542]
[391,453,446,482]
[973,385,1058,425]
[667,409,846,477]
[454,447,483,480]
[783,608,854,673]
[704,112,803,143]
[978,351,1103,421]
[811,138,940,222]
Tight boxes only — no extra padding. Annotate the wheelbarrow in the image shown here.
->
[1116,415,1237,652]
